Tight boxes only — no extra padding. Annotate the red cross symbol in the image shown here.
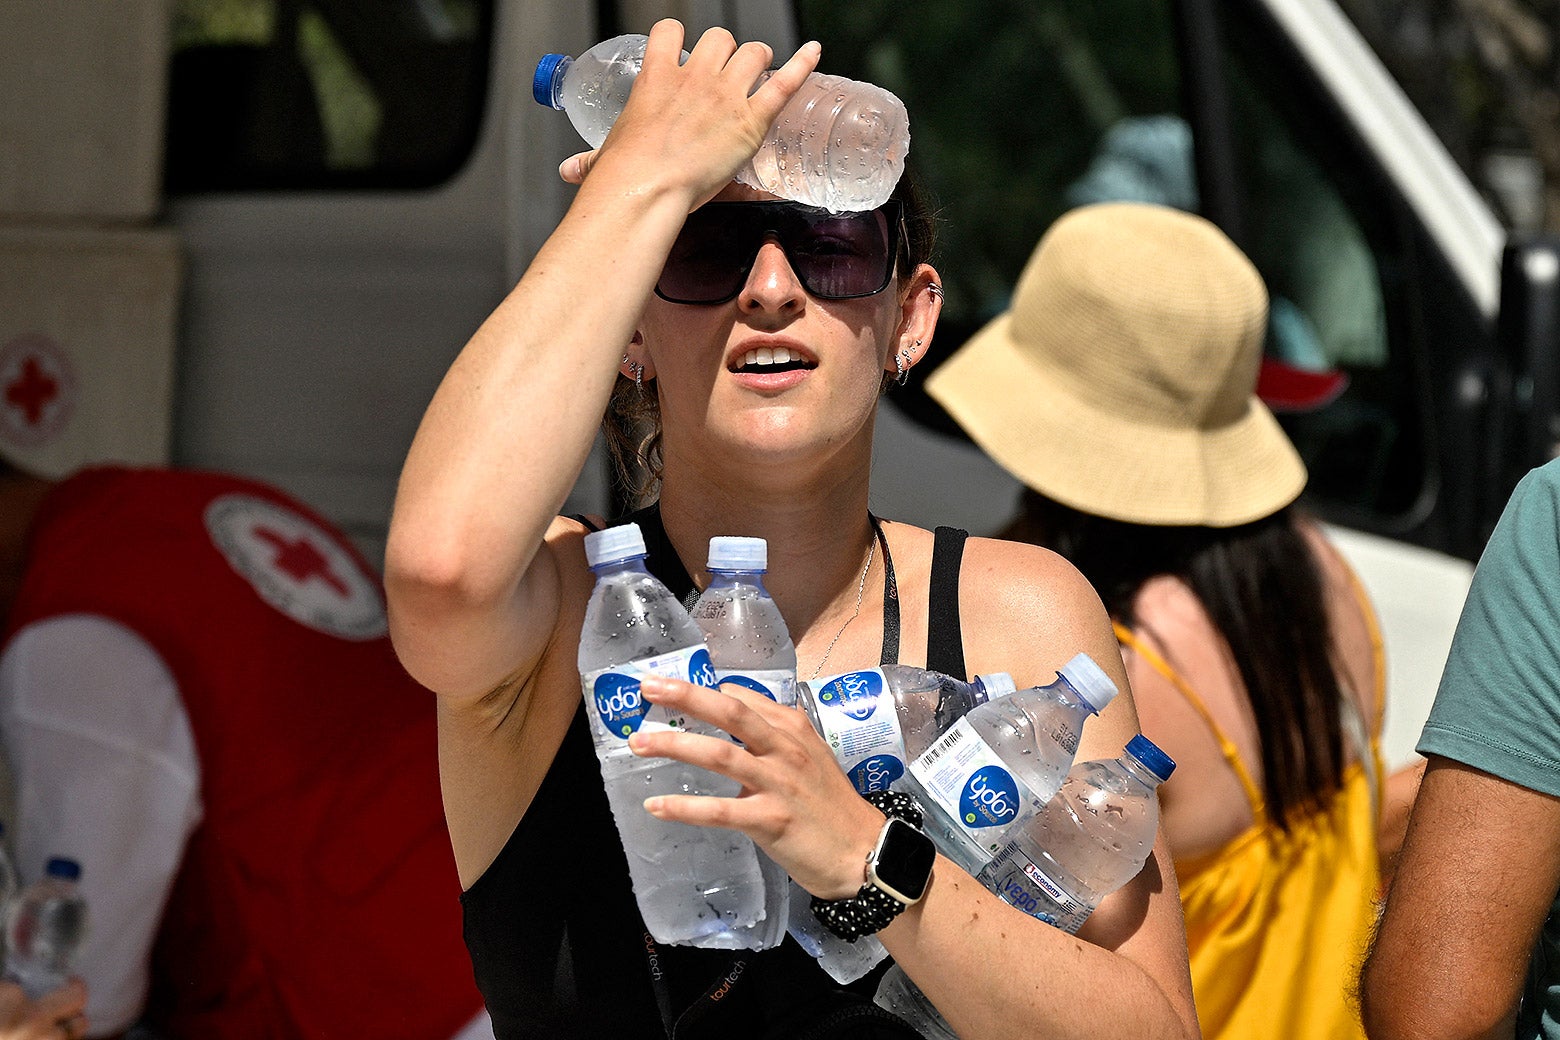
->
[5,356,59,427]
[253,526,350,597]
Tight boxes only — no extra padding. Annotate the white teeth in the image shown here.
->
[738,347,801,369]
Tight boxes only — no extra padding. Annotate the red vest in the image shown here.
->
[5,467,484,1040]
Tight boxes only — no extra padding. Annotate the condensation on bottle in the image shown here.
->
[578,523,766,947]
[533,34,910,212]
[689,535,794,950]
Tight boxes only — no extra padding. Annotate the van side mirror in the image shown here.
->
[1495,235,1560,487]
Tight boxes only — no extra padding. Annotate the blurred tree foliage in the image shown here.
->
[1338,0,1560,230]
[796,0,1183,353]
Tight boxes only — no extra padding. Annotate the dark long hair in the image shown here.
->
[602,169,941,505]
[1006,490,1346,827]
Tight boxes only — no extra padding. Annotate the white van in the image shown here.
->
[7,0,1556,768]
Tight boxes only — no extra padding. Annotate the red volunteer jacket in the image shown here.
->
[5,467,484,1040]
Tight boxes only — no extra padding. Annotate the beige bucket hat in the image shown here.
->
[926,202,1306,528]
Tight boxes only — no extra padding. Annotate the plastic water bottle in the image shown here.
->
[876,736,1175,1038]
[788,666,1014,981]
[898,653,1119,874]
[4,858,87,999]
[799,666,1018,795]
[689,535,794,950]
[533,34,911,212]
[980,735,1175,932]
[578,523,765,947]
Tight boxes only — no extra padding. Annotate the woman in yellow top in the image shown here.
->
[926,202,1413,1040]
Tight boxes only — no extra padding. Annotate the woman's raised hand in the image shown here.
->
[628,675,886,900]
[560,20,820,210]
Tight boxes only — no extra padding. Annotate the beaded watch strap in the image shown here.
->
[810,790,926,942]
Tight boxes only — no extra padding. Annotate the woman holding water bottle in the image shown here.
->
[386,19,1198,1040]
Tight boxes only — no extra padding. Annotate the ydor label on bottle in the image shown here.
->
[581,644,717,744]
[715,668,797,707]
[909,717,1027,849]
[811,669,908,793]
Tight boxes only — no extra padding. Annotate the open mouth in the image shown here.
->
[732,346,817,375]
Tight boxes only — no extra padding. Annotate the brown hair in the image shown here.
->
[603,170,940,506]
[1007,490,1346,828]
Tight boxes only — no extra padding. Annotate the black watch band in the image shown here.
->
[810,790,933,942]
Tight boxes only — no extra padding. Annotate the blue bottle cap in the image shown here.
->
[584,523,647,567]
[44,857,81,881]
[1126,734,1175,783]
[532,53,569,109]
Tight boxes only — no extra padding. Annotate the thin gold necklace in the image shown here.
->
[807,535,877,681]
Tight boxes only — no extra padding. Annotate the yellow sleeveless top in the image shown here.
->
[1114,578,1385,1040]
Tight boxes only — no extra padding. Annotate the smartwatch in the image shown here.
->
[810,790,936,942]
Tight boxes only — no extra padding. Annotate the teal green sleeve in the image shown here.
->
[1418,459,1560,798]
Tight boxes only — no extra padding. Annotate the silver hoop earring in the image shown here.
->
[896,348,914,387]
[927,284,944,300]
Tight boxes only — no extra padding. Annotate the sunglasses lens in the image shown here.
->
[790,212,892,298]
[656,204,897,304]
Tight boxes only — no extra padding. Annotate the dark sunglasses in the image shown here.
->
[655,201,904,306]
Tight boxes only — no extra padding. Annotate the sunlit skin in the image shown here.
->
[385,19,1200,1040]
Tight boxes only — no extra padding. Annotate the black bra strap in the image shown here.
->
[869,514,899,666]
[926,527,968,678]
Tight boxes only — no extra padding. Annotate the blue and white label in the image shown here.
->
[959,766,1020,828]
[813,669,883,721]
[811,669,908,795]
[580,644,718,744]
[847,753,905,793]
[910,717,1036,853]
[715,668,797,706]
[984,843,1091,934]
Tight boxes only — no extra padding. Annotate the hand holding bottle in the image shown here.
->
[0,977,86,1040]
[630,674,889,903]
[555,19,821,213]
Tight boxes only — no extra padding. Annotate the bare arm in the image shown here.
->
[384,21,821,704]
[1361,756,1560,1039]
[629,542,1199,1040]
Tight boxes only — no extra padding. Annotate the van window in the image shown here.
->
[165,0,493,192]
[796,0,1425,527]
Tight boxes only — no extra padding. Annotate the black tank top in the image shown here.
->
[461,505,970,1039]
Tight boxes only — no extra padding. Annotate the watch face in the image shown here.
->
[871,818,937,904]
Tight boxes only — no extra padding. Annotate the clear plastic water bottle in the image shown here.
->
[4,858,87,999]
[979,735,1175,932]
[799,666,1017,795]
[533,34,911,212]
[788,666,1014,981]
[689,535,794,950]
[578,523,765,947]
[898,653,1119,874]
[876,736,1175,1038]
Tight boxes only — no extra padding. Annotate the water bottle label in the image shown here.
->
[910,718,1028,845]
[715,668,797,707]
[811,669,909,794]
[581,645,718,743]
[986,843,1090,934]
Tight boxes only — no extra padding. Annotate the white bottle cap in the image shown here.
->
[707,536,767,571]
[975,672,1016,698]
[583,523,646,567]
[1058,652,1118,713]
